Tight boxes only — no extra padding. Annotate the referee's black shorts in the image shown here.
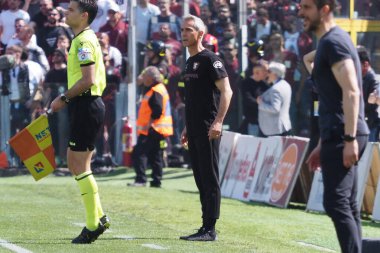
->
[68,96,105,151]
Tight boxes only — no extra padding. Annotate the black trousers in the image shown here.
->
[188,135,221,220]
[132,129,164,184]
[321,135,368,253]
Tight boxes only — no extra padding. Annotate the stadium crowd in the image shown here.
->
[0,0,379,167]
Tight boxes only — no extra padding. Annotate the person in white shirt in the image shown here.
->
[136,0,160,73]
[0,0,30,51]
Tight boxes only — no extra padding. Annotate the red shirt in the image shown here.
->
[99,20,129,54]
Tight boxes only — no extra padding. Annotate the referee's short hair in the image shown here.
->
[183,14,205,34]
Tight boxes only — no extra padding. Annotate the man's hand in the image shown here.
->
[368,90,378,104]
[306,143,321,172]
[343,140,359,168]
[50,95,66,113]
[208,120,222,140]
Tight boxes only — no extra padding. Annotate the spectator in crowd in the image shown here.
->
[246,0,257,30]
[244,39,265,78]
[239,60,269,135]
[56,33,70,53]
[30,0,53,32]
[8,18,37,47]
[156,23,182,65]
[97,32,123,68]
[147,0,182,41]
[202,32,219,55]
[1,45,33,137]
[220,40,239,131]
[136,0,160,73]
[209,0,228,19]
[200,4,214,32]
[220,22,237,47]
[266,0,299,29]
[169,0,200,17]
[129,66,173,187]
[96,48,121,159]
[249,6,281,42]
[359,46,380,142]
[208,4,232,42]
[143,40,169,79]
[257,61,292,137]
[43,47,68,166]
[265,34,298,84]
[21,46,45,120]
[37,7,73,59]
[283,14,313,59]
[283,14,313,136]
[99,3,128,54]
[18,24,50,73]
[90,0,119,33]
[0,0,30,54]
[22,0,40,20]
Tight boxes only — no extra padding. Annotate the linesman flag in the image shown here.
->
[9,114,56,181]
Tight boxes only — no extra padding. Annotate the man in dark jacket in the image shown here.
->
[358,46,380,142]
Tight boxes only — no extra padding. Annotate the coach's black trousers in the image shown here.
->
[321,135,368,253]
[188,135,221,221]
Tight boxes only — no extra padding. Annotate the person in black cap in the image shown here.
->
[143,40,169,79]
[357,45,380,142]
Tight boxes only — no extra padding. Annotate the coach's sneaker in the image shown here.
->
[71,223,105,244]
[100,215,111,230]
[180,227,217,241]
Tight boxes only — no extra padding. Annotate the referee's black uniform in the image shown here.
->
[183,49,228,230]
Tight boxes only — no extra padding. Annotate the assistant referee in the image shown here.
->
[50,0,110,244]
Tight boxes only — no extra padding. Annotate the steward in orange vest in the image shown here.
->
[129,66,173,188]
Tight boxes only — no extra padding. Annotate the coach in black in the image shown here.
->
[300,1,369,252]
[179,14,232,241]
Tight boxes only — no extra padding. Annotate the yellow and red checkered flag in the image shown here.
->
[9,114,56,181]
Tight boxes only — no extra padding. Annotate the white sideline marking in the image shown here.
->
[297,241,336,252]
[0,239,33,253]
[142,243,167,250]
[72,222,86,227]
[114,235,135,240]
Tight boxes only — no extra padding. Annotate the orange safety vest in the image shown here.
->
[136,83,173,137]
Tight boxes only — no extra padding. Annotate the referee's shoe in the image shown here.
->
[71,215,110,244]
[180,227,217,241]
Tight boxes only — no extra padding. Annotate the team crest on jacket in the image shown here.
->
[213,61,223,68]
[193,62,199,70]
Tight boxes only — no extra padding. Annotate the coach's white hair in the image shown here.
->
[183,14,206,33]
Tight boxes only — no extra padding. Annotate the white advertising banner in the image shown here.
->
[219,131,240,184]
[250,137,283,203]
[306,142,374,213]
[221,135,259,198]
[230,137,262,201]
[306,170,325,212]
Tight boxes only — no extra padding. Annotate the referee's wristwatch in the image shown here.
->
[343,134,356,142]
[60,94,71,104]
